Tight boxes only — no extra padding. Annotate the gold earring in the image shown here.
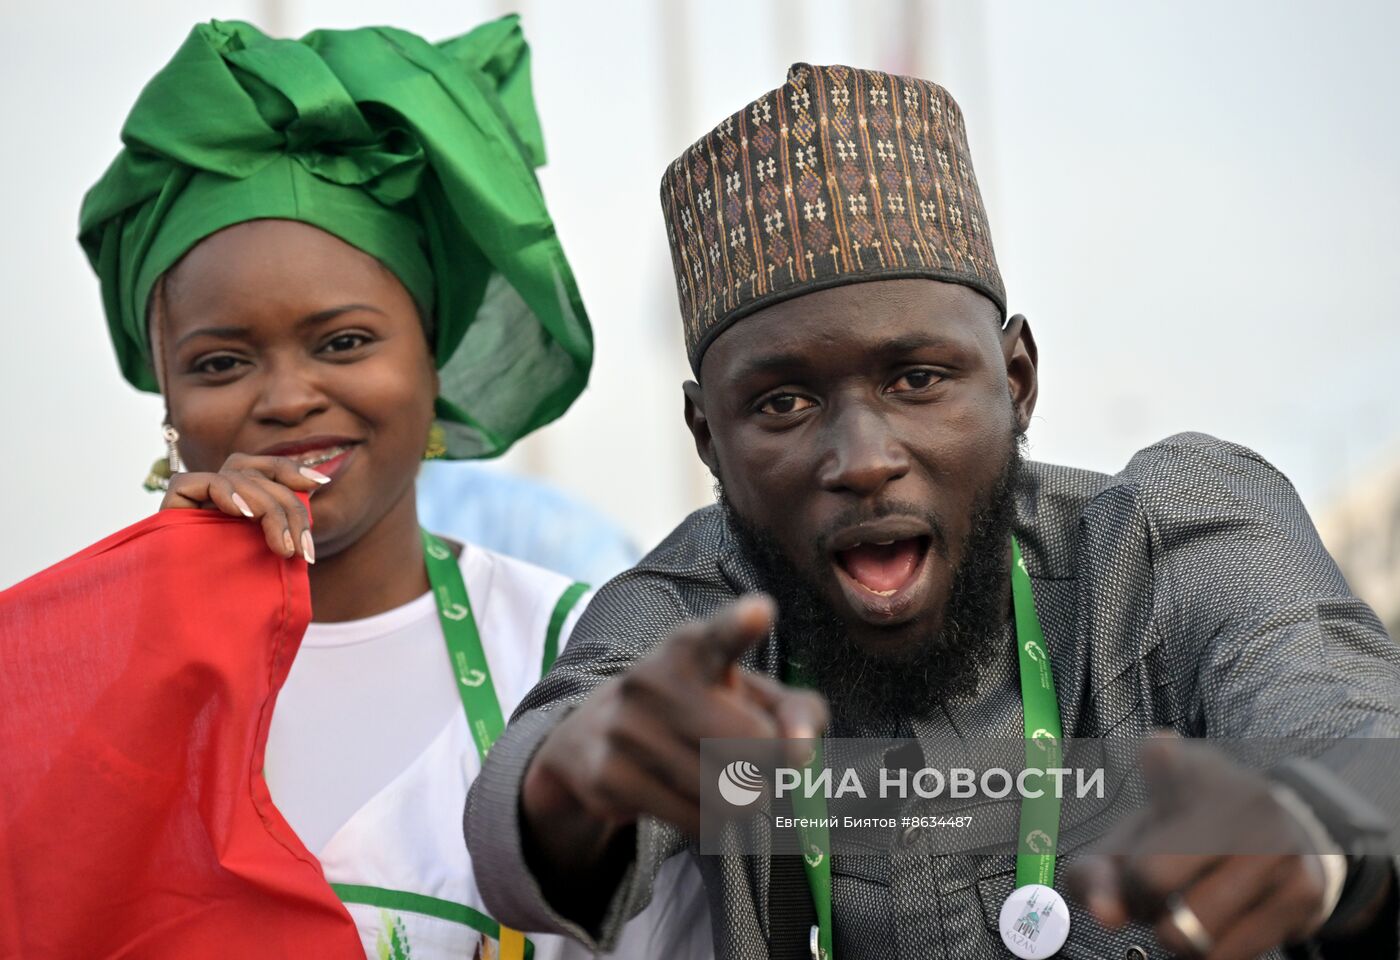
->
[142,421,184,491]
[423,422,447,460]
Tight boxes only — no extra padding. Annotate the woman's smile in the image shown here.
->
[257,435,364,480]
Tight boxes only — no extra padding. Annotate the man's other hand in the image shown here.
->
[1067,735,1347,958]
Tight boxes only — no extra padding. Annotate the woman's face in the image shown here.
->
[157,219,438,559]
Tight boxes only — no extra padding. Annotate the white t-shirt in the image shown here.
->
[266,587,461,853]
[264,539,713,960]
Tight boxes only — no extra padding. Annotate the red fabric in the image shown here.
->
[0,508,363,958]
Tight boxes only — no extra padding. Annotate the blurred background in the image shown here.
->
[2,0,1397,631]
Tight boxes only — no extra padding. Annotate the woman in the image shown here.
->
[74,16,710,960]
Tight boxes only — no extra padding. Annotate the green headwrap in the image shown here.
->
[79,16,591,459]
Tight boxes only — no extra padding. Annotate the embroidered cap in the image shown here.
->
[661,62,1005,374]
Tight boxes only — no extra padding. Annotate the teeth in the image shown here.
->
[296,446,349,467]
[872,539,896,546]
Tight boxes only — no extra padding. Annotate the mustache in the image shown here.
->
[813,499,950,561]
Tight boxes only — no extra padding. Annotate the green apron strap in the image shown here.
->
[542,581,589,676]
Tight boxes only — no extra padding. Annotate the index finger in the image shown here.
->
[669,594,776,683]
[734,672,829,740]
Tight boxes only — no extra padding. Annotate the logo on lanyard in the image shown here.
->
[1025,829,1054,855]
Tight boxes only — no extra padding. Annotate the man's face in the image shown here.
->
[688,278,1037,659]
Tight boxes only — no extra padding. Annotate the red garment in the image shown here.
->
[0,508,363,958]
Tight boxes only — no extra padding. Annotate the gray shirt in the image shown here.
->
[466,433,1400,959]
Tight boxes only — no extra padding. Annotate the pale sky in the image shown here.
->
[2,0,1397,587]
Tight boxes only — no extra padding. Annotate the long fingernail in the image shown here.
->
[299,466,331,484]
[282,529,296,556]
[231,493,255,518]
[301,530,315,564]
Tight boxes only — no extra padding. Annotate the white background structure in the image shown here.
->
[2,1,1397,612]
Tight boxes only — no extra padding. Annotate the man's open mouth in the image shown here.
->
[834,537,930,597]
[827,520,936,623]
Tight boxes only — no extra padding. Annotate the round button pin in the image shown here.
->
[999,883,1070,959]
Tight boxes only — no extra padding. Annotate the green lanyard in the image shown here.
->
[1011,535,1063,888]
[421,530,529,959]
[788,536,1063,960]
[789,737,834,960]
[421,529,505,763]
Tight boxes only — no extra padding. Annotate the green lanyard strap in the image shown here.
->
[788,734,834,960]
[1011,535,1064,889]
[421,529,506,763]
[786,536,1063,959]
[342,531,534,960]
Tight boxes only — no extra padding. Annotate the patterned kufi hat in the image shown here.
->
[661,63,1004,375]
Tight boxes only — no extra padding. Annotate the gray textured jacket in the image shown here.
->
[467,434,1400,959]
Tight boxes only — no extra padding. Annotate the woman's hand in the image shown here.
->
[160,453,330,562]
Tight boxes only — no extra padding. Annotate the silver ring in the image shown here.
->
[1165,892,1213,956]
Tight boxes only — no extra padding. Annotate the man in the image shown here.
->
[467,63,1400,958]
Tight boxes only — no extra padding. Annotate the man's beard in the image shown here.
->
[720,439,1024,733]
